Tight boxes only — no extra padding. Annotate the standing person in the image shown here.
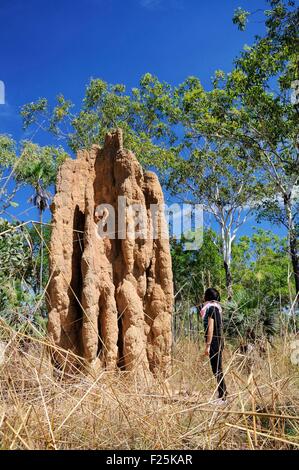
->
[200,288,227,404]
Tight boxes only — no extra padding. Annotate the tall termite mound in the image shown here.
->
[47,129,173,376]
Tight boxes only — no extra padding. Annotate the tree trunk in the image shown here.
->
[290,231,299,295]
[284,195,299,297]
[221,225,233,300]
[39,211,43,294]
[224,260,233,300]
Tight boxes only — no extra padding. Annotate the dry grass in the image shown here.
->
[0,322,298,450]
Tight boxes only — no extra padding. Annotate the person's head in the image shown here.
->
[204,287,220,302]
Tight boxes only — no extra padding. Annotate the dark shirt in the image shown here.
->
[203,306,224,349]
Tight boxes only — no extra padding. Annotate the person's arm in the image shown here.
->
[205,316,214,356]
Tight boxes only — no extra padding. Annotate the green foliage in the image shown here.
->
[15,141,69,188]
[171,227,292,339]
[20,76,177,171]
[28,223,51,294]
[0,219,32,326]
[223,292,279,340]
[0,219,31,279]
[0,219,49,331]
[0,135,19,214]
[21,98,48,129]
[0,135,17,165]
[171,229,224,305]
[0,134,69,218]
[232,229,291,302]
[224,229,292,339]
[233,7,250,31]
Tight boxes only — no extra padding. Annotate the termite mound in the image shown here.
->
[47,129,173,377]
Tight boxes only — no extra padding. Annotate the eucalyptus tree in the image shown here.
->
[20,76,177,171]
[167,133,261,299]
[219,0,299,295]
[166,0,299,297]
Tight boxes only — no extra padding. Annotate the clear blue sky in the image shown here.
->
[0,0,267,139]
[1,0,282,238]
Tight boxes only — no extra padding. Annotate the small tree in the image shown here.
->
[0,135,19,215]
[14,141,68,292]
